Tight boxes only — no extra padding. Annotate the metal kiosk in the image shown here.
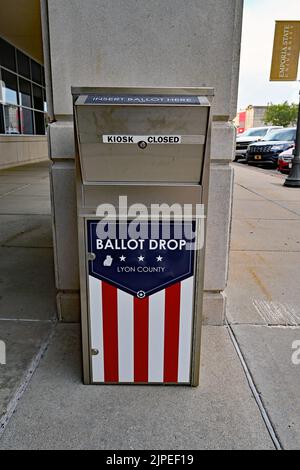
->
[72,87,213,386]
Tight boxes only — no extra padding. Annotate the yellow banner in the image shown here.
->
[270,21,300,81]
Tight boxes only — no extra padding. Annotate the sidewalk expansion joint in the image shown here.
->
[225,318,283,450]
[0,245,53,249]
[227,322,300,329]
[0,183,32,199]
[231,249,300,253]
[237,183,300,219]
[0,322,57,439]
[0,318,56,323]
[0,213,51,217]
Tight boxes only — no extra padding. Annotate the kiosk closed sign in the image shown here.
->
[102,135,182,144]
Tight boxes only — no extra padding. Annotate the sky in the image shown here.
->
[237,0,300,110]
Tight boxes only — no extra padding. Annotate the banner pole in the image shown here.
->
[284,89,300,187]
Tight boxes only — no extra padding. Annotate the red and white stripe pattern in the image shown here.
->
[89,275,195,384]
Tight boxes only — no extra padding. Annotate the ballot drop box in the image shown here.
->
[72,87,213,386]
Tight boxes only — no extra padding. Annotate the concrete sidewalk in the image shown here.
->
[227,163,300,450]
[0,162,56,434]
[0,324,273,450]
[0,162,299,449]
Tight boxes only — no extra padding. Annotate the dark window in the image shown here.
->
[34,111,45,135]
[4,105,20,134]
[33,85,43,111]
[0,104,5,133]
[31,60,42,84]
[268,128,296,142]
[0,37,16,71]
[19,78,32,108]
[17,50,31,79]
[43,89,48,112]
[1,69,18,105]
[20,107,33,134]
[0,38,46,135]
[245,129,268,137]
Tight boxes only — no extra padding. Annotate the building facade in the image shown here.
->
[0,20,48,169]
[40,0,243,324]
[235,105,268,133]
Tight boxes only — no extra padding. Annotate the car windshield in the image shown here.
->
[241,128,268,137]
[263,128,296,142]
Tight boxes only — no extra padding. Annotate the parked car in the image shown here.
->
[235,126,282,161]
[246,127,296,168]
[278,146,294,174]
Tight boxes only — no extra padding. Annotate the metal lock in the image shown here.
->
[138,141,147,149]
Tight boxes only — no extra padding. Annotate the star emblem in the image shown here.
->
[138,255,145,262]
[119,255,126,262]
[156,256,163,262]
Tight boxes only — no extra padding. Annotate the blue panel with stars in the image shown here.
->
[87,220,196,298]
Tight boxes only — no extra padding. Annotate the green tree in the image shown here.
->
[264,102,298,127]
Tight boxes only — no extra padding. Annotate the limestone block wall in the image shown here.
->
[0,135,48,170]
[43,0,243,323]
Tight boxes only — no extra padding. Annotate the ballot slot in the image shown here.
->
[75,98,210,184]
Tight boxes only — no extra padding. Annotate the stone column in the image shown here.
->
[42,0,243,323]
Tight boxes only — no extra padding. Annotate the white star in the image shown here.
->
[156,256,163,262]
[138,255,145,262]
[119,255,126,262]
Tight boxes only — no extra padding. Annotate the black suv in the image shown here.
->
[246,127,296,167]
